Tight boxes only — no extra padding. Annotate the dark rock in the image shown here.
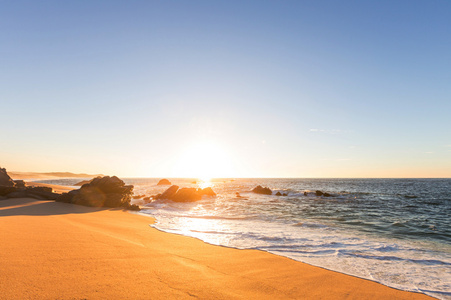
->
[199,187,216,197]
[172,188,200,202]
[55,176,134,208]
[324,192,332,197]
[74,177,101,186]
[252,185,272,195]
[282,193,288,196]
[0,167,15,187]
[104,193,126,208]
[0,186,17,196]
[6,191,46,200]
[158,185,179,200]
[236,192,242,198]
[315,190,324,196]
[25,186,60,200]
[72,186,106,207]
[157,179,171,185]
[275,192,282,196]
[13,180,26,188]
[158,185,216,202]
[127,204,140,211]
[28,186,53,193]
[56,191,76,203]
[304,192,308,196]
[85,176,129,194]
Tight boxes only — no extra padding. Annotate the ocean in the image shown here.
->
[35,178,451,299]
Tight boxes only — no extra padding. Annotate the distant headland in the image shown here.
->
[9,171,104,180]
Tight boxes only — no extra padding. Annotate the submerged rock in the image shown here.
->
[315,190,332,197]
[252,185,272,195]
[275,192,282,196]
[157,179,171,185]
[157,185,216,202]
[56,176,137,210]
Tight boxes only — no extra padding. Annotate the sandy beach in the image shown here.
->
[0,185,433,299]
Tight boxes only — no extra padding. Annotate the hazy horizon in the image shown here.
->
[1,1,450,178]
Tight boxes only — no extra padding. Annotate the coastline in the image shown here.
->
[0,194,434,299]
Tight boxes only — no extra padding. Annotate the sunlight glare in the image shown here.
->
[173,141,234,179]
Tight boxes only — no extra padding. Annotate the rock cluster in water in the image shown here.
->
[315,190,332,197]
[156,185,216,202]
[252,185,273,195]
[56,176,139,210]
[157,178,171,185]
[0,167,61,200]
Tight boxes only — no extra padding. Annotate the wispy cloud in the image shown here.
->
[424,152,434,154]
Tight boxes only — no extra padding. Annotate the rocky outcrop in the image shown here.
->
[0,167,15,187]
[157,179,171,185]
[56,176,138,210]
[0,185,60,200]
[157,185,216,202]
[159,185,179,199]
[13,180,26,188]
[0,186,17,196]
[0,168,60,200]
[74,177,101,186]
[275,192,282,196]
[252,185,272,195]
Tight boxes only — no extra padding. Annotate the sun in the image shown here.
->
[172,141,234,179]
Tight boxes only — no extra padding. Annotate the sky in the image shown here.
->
[1,0,450,178]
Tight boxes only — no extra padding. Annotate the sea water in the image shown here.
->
[36,178,451,299]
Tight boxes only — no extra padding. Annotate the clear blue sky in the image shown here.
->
[1,0,450,177]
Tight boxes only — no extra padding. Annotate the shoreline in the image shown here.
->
[0,195,434,299]
[145,220,441,299]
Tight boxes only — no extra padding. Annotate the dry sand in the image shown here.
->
[0,190,434,299]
